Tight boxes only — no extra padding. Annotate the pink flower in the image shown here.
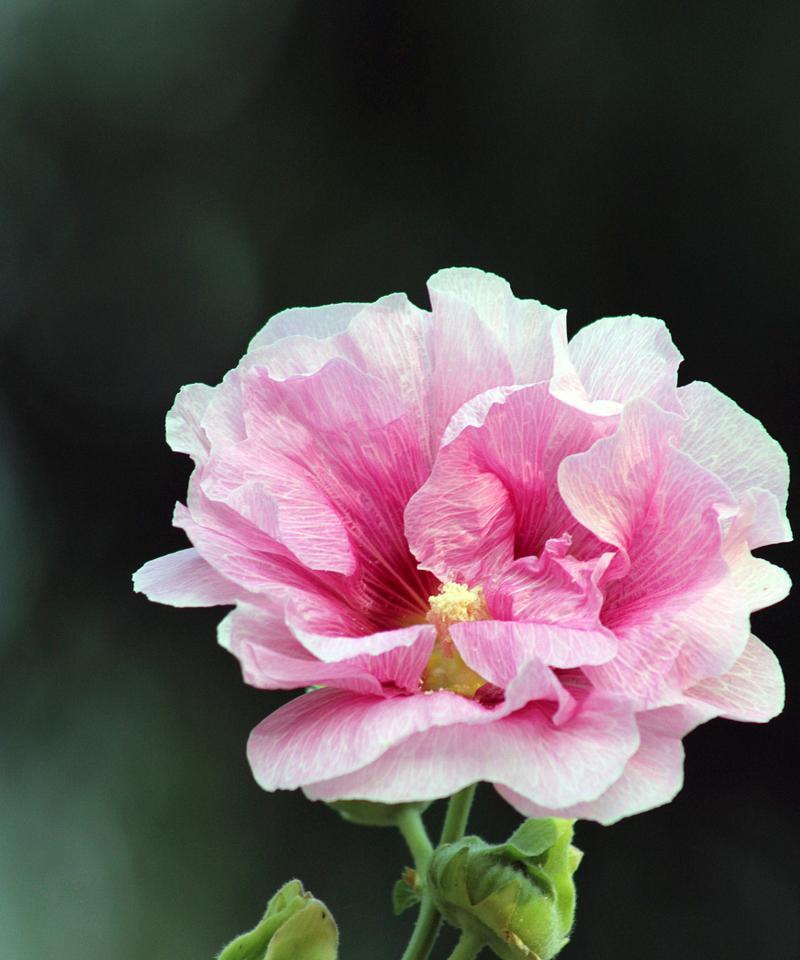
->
[134,268,790,824]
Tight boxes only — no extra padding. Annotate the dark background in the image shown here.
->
[1,1,797,958]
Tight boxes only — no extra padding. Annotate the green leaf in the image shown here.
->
[392,874,421,915]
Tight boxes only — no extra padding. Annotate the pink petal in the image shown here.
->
[288,616,435,664]
[486,537,614,626]
[552,315,683,416]
[587,573,750,707]
[304,686,639,808]
[406,382,607,583]
[219,605,383,694]
[497,707,693,824]
[247,686,491,791]
[678,381,790,546]
[450,619,616,686]
[165,383,214,461]
[132,548,242,607]
[200,437,356,576]
[424,292,514,447]
[249,301,365,350]
[559,398,735,625]
[220,605,434,695]
[427,267,567,385]
[405,422,516,584]
[687,635,785,722]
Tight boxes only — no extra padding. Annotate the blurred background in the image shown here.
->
[1,1,798,957]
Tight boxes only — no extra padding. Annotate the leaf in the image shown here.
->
[392,875,422,916]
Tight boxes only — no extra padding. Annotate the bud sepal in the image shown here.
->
[218,879,338,960]
[428,818,582,960]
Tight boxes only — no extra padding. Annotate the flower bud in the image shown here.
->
[218,879,338,960]
[327,799,431,827]
[428,819,582,960]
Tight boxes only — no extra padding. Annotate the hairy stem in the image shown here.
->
[400,784,478,960]
[440,784,477,846]
[397,809,434,875]
[446,931,485,960]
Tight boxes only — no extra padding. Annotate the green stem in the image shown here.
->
[400,784,478,960]
[446,931,485,960]
[440,784,477,845]
[397,809,434,874]
[399,895,442,960]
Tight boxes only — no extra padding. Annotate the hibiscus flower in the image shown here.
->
[134,268,790,823]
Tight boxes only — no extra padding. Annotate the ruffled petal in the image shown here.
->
[249,301,365,350]
[427,267,566,385]
[497,706,696,824]
[165,383,214,461]
[247,686,492,791]
[587,573,750,707]
[450,619,616,685]
[220,605,434,695]
[406,382,608,583]
[304,685,639,808]
[200,436,356,576]
[678,381,790,546]
[559,398,735,625]
[485,536,614,626]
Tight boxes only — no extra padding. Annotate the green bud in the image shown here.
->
[327,799,431,828]
[218,879,338,960]
[428,819,582,960]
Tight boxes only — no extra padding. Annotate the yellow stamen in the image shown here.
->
[421,582,490,697]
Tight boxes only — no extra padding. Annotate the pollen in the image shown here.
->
[421,582,490,698]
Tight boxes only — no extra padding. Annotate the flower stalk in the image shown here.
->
[400,784,478,960]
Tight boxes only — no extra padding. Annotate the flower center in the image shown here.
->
[421,582,490,698]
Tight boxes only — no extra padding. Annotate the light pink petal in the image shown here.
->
[497,707,694,824]
[730,554,791,612]
[406,383,608,583]
[240,358,436,622]
[219,605,434,695]
[200,438,356,576]
[132,548,242,607]
[721,491,792,611]
[304,687,639,808]
[336,294,435,449]
[287,616,435,664]
[219,605,383,694]
[247,356,408,434]
[199,366,248,450]
[451,619,616,685]
[405,427,516,584]
[588,573,750,707]
[687,635,785,722]
[425,287,515,447]
[678,381,790,546]
[249,302,365,350]
[559,398,735,626]
[427,267,567,385]
[165,383,214,460]
[486,537,615,626]
[247,686,491,791]
[552,315,683,415]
